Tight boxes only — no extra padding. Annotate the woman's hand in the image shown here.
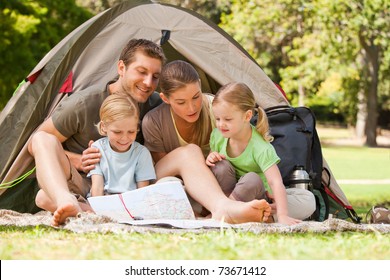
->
[205,152,225,166]
[80,140,101,173]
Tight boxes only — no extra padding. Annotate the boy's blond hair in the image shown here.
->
[97,94,139,136]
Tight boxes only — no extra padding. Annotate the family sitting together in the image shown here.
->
[27,39,316,227]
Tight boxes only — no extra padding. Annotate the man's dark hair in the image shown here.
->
[119,38,166,66]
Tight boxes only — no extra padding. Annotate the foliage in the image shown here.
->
[219,0,390,133]
[76,0,124,14]
[0,0,92,109]
[159,0,223,24]
[315,0,390,144]
[218,0,328,100]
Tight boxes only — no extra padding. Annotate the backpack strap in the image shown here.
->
[322,167,361,224]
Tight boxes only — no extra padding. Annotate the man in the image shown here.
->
[27,39,165,226]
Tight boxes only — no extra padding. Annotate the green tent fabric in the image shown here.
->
[0,179,41,213]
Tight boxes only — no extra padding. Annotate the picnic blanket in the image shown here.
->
[1,209,389,234]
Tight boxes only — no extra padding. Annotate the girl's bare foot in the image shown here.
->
[52,203,81,226]
[213,199,271,224]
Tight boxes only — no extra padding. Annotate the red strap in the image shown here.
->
[59,71,73,93]
[26,70,73,93]
[324,185,354,210]
[26,69,43,84]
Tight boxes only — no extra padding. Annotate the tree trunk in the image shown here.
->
[359,33,379,147]
[355,89,367,139]
[298,82,305,107]
[365,76,378,147]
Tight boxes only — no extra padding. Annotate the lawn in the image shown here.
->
[1,127,389,262]
[0,226,389,260]
[322,146,390,180]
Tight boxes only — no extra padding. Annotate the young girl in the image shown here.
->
[206,82,315,225]
[88,94,156,196]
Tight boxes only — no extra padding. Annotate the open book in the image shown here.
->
[87,181,231,229]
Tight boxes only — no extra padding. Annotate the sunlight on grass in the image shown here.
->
[322,146,390,179]
[317,125,354,140]
[318,125,390,180]
[341,185,390,207]
[1,227,389,260]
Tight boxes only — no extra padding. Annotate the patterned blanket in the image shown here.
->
[1,209,389,234]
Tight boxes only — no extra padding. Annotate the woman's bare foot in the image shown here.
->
[213,199,271,224]
[52,203,81,226]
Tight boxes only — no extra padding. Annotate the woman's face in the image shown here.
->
[162,81,203,123]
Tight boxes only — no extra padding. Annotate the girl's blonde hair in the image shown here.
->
[213,82,273,142]
[159,60,212,146]
[97,94,139,136]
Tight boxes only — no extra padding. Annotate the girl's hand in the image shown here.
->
[266,191,301,225]
[205,152,225,166]
[277,214,302,225]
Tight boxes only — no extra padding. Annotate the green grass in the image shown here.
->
[1,184,389,260]
[1,226,389,260]
[322,146,390,180]
[341,185,390,209]
[1,127,390,260]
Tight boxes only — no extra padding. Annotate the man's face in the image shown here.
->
[118,52,162,103]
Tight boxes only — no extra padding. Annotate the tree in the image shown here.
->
[0,1,41,108]
[219,0,389,146]
[219,0,329,106]
[76,0,123,14]
[0,0,92,110]
[160,0,223,24]
[316,0,390,146]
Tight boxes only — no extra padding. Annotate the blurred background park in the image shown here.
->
[1,0,389,147]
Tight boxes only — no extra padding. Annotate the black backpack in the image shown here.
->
[252,105,360,223]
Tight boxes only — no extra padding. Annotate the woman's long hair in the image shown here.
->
[159,60,212,146]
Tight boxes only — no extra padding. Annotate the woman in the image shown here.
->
[141,60,271,224]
